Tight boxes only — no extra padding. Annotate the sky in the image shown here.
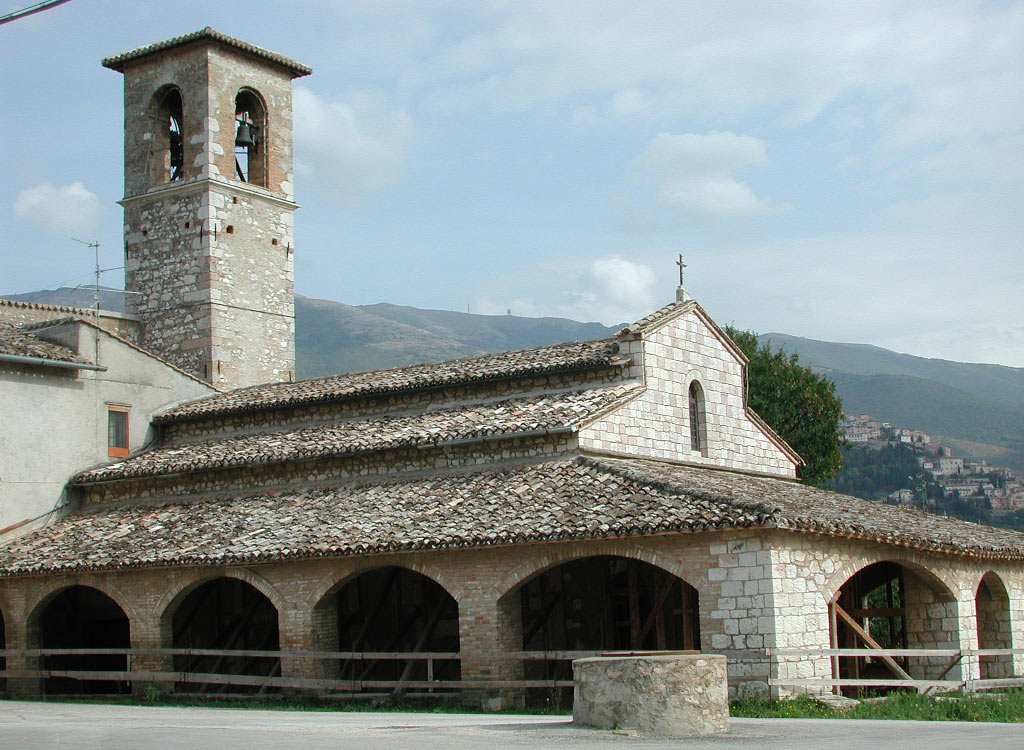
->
[1,0,1022,366]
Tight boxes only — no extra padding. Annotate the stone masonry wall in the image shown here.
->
[124,188,209,378]
[158,367,629,445]
[1,528,1021,702]
[78,434,574,506]
[118,41,297,391]
[768,531,1024,695]
[580,308,797,478]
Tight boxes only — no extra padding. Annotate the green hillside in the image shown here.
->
[359,303,621,353]
[295,296,482,379]
[6,288,1021,471]
[762,333,1024,413]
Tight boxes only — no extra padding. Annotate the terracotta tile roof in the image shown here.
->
[0,457,773,576]
[102,27,312,77]
[618,300,694,335]
[599,457,1024,559]
[0,298,92,317]
[156,339,627,424]
[4,456,1022,577]
[77,386,642,484]
[0,322,90,365]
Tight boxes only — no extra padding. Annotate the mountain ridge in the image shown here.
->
[5,287,1021,469]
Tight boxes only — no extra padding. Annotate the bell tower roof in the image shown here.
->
[102,27,312,78]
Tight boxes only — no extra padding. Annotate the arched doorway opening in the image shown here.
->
[37,586,130,695]
[515,555,699,706]
[829,561,959,693]
[170,578,279,694]
[315,566,460,694]
[977,572,1014,680]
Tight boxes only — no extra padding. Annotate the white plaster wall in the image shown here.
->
[579,308,797,478]
[0,323,214,534]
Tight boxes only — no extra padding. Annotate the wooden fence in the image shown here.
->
[769,647,1024,694]
[3,647,1023,696]
[0,648,608,694]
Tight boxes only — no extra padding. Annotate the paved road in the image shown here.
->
[0,701,1021,749]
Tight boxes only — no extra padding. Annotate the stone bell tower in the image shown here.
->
[103,28,311,390]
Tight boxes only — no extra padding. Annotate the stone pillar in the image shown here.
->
[278,606,329,694]
[130,609,173,699]
[904,573,964,681]
[706,538,777,699]
[1009,581,1024,677]
[4,613,42,699]
[457,591,524,709]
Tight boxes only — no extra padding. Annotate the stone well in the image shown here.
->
[572,653,729,737]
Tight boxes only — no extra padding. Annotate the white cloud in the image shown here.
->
[12,182,103,237]
[293,88,414,208]
[632,132,777,216]
[476,255,658,325]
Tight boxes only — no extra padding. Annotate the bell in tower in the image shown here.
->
[103,28,311,390]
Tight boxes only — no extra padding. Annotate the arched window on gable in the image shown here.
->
[688,380,708,457]
[234,89,267,186]
[150,87,184,184]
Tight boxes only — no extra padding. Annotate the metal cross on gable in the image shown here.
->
[677,253,687,287]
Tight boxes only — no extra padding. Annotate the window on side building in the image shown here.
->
[688,381,708,457]
[107,406,130,458]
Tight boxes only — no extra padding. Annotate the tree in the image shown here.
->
[725,327,844,486]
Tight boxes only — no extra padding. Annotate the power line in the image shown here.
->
[0,0,74,26]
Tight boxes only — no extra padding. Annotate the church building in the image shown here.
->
[0,30,1021,705]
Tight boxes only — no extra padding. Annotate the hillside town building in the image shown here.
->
[0,30,1022,705]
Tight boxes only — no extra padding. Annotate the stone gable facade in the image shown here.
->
[580,304,798,477]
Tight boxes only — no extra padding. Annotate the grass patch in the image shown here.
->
[731,691,1024,723]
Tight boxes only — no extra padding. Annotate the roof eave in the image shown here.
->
[101,27,312,78]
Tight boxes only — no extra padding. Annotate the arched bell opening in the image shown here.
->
[234,89,267,186]
[511,555,700,708]
[170,577,280,694]
[977,572,1014,680]
[829,561,959,696]
[313,566,461,695]
[36,586,130,695]
[149,86,184,185]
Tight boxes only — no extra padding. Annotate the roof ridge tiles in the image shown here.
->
[101,27,312,77]
[76,384,641,484]
[0,321,91,366]
[155,337,626,424]
[3,455,1024,578]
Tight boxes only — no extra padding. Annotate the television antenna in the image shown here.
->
[70,237,102,315]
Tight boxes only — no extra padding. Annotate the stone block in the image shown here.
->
[572,654,729,737]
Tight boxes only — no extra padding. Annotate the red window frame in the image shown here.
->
[107,405,130,458]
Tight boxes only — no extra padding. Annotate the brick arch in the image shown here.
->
[307,558,462,611]
[822,555,959,605]
[494,540,703,603]
[25,579,138,633]
[155,567,286,635]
